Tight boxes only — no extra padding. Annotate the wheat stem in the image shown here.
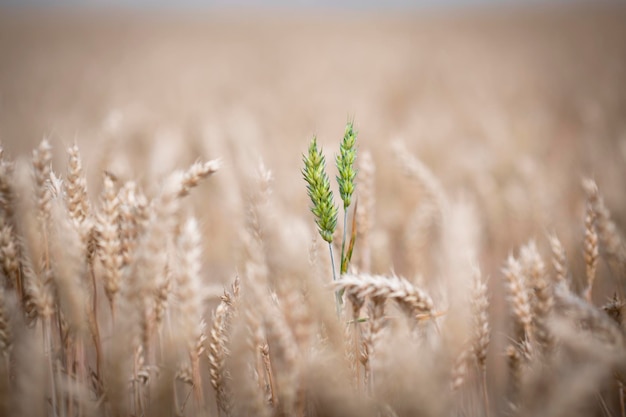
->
[43,317,58,417]
[341,208,348,274]
[481,366,490,417]
[329,243,341,317]
[89,263,102,377]
[260,343,278,408]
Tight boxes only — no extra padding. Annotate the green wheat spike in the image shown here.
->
[336,121,357,209]
[302,137,338,243]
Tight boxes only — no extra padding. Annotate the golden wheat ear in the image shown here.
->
[503,254,534,353]
[583,178,626,278]
[207,278,239,417]
[548,232,570,287]
[96,172,122,317]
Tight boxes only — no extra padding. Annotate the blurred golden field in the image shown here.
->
[1,4,626,416]
[2,5,626,277]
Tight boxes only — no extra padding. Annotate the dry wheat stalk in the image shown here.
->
[64,144,92,244]
[208,279,239,417]
[451,343,471,390]
[263,297,300,416]
[259,343,277,407]
[583,199,599,302]
[240,275,301,415]
[521,241,554,354]
[0,286,12,359]
[0,152,22,298]
[127,241,163,357]
[24,143,56,328]
[229,304,272,417]
[127,159,220,359]
[117,181,148,268]
[0,220,20,294]
[26,152,57,409]
[47,175,92,416]
[178,159,222,198]
[363,295,385,393]
[173,216,206,407]
[503,255,534,347]
[0,148,16,222]
[97,172,123,316]
[17,160,55,323]
[131,344,147,416]
[334,274,435,321]
[48,183,89,337]
[355,150,375,273]
[21,262,54,323]
[471,266,490,371]
[231,167,275,416]
[239,287,270,400]
[32,138,53,223]
[243,161,273,264]
[153,268,171,334]
[449,266,491,415]
[548,233,569,287]
[239,160,289,409]
[506,344,522,406]
[0,329,9,416]
[347,293,364,390]
[583,178,626,274]
[239,207,301,417]
[343,312,359,388]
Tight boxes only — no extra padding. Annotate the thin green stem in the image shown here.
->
[329,243,341,317]
[340,208,348,274]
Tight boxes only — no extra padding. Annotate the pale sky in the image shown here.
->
[0,0,608,10]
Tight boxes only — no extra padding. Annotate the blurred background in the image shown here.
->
[1,0,625,292]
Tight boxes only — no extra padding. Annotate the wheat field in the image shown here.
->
[1,4,626,417]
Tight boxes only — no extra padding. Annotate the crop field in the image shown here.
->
[1,4,626,417]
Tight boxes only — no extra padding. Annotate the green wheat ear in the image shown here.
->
[302,136,338,243]
[336,121,357,209]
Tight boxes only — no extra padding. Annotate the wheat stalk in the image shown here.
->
[0,220,20,295]
[333,273,435,320]
[0,147,16,222]
[548,232,569,287]
[32,138,53,224]
[583,198,599,303]
[117,180,148,268]
[97,172,122,317]
[503,255,534,348]
[208,279,239,416]
[355,150,375,273]
[173,216,206,408]
[520,241,553,354]
[64,144,91,241]
[583,178,626,280]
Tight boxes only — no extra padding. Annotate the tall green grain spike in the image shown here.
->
[302,137,338,243]
[336,121,357,209]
